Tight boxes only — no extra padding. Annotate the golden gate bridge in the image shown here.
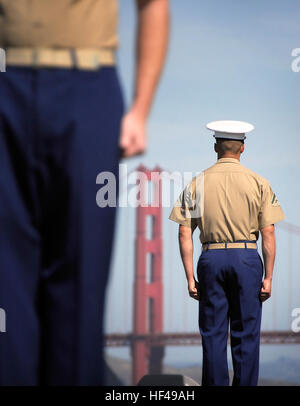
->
[104,165,300,385]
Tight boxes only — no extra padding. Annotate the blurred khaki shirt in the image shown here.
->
[0,0,118,48]
[169,158,285,244]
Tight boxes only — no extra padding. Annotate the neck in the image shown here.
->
[217,153,240,161]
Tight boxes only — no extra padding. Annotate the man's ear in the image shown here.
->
[214,143,218,153]
[240,143,245,154]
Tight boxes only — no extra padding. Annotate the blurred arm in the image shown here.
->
[120,0,169,157]
[133,0,169,118]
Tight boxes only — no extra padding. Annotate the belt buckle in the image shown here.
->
[72,49,101,70]
[91,54,100,70]
[32,48,39,68]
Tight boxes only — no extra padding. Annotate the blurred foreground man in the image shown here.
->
[169,121,285,386]
[0,0,169,385]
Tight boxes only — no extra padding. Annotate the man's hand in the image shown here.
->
[188,279,200,301]
[260,278,272,302]
[260,225,276,302]
[119,109,147,158]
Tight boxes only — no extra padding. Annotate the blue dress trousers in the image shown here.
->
[197,244,263,386]
[0,66,124,385]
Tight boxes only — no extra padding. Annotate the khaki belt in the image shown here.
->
[202,242,257,251]
[5,47,115,70]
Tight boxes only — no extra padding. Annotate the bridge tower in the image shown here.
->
[131,165,164,385]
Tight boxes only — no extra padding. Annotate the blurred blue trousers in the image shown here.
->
[0,66,124,385]
[197,246,263,386]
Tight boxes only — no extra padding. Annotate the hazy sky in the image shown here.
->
[105,0,300,366]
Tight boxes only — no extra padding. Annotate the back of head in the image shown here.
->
[207,120,253,159]
[215,138,244,155]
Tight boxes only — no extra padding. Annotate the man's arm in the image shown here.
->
[178,224,200,301]
[260,224,276,302]
[120,0,169,157]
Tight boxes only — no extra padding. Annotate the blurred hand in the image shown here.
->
[119,109,147,158]
[260,278,272,302]
[188,279,200,301]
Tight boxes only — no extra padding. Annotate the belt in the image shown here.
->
[202,241,257,251]
[5,47,116,70]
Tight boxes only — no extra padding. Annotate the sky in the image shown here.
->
[104,0,300,369]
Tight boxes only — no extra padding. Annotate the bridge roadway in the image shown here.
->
[105,331,300,347]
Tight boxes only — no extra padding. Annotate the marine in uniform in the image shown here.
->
[0,0,169,385]
[169,120,285,386]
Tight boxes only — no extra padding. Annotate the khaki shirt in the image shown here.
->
[169,158,285,243]
[0,0,118,48]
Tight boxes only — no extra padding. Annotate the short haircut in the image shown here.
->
[216,138,244,154]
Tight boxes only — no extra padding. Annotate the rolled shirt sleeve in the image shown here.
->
[168,178,201,230]
[258,181,285,229]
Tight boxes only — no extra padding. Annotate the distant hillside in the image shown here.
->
[104,355,299,386]
[259,357,300,385]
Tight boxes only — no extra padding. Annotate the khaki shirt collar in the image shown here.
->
[216,157,241,164]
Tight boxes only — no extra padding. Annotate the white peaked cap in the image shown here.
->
[206,120,255,140]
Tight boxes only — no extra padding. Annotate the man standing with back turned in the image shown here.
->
[0,0,169,385]
[169,120,285,386]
